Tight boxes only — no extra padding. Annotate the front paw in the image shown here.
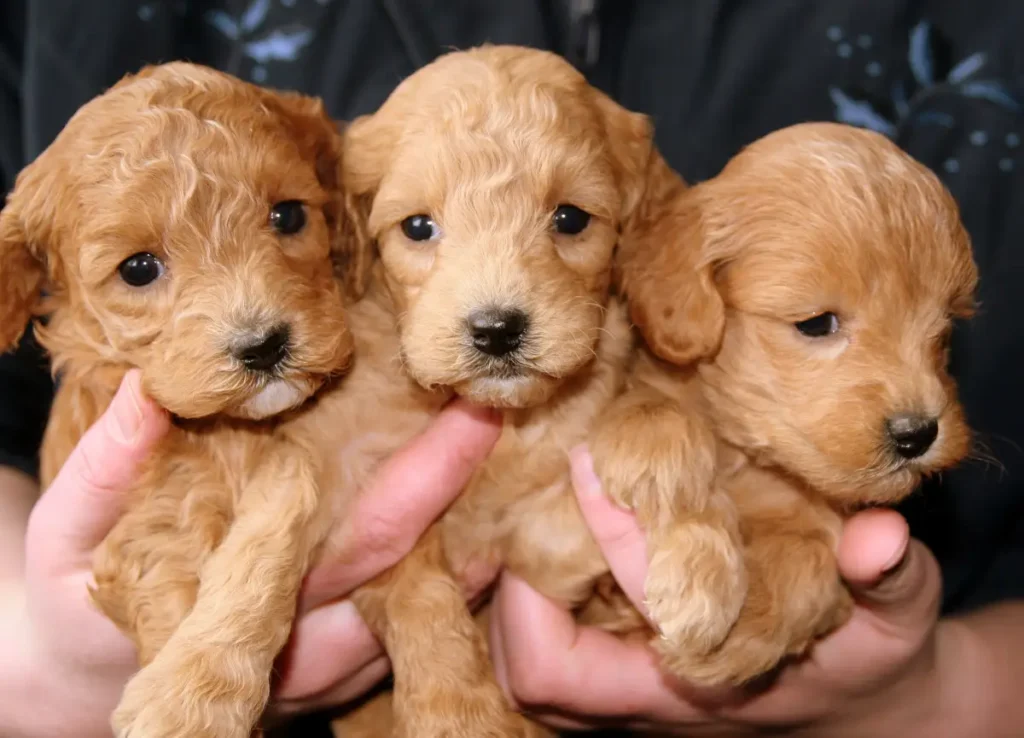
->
[656,575,852,688]
[113,649,261,738]
[644,521,747,661]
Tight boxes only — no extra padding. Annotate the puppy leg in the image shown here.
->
[111,448,324,738]
[667,499,852,687]
[92,483,230,664]
[329,608,554,738]
[353,526,532,738]
[330,690,395,738]
[590,386,747,667]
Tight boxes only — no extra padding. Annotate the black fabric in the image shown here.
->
[1,1,1022,731]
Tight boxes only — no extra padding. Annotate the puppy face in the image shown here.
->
[624,123,978,506]
[0,63,366,420]
[344,46,659,408]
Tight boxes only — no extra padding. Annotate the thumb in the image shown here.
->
[837,508,942,630]
[570,445,650,616]
[303,398,502,600]
[27,370,170,568]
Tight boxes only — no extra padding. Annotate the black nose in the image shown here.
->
[887,414,939,459]
[235,325,290,372]
[468,308,528,357]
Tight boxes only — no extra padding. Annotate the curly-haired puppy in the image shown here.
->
[316,45,684,737]
[0,63,364,736]
[594,122,978,686]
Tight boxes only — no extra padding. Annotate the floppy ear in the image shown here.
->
[340,113,395,199]
[263,90,375,298]
[0,162,54,352]
[591,89,660,223]
[617,180,726,366]
[592,89,726,365]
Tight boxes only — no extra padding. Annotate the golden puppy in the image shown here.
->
[0,63,363,736]
[317,45,684,737]
[595,122,978,686]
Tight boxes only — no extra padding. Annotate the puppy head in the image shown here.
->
[0,62,366,420]
[343,45,660,408]
[627,123,978,506]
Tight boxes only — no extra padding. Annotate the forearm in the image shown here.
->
[937,601,1024,738]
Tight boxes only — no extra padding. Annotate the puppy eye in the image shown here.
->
[118,252,165,287]
[401,214,441,242]
[552,204,591,235]
[270,201,307,235]
[794,312,840,338]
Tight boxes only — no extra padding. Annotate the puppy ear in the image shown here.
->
[591,90,660,222]
[0,164,53,352]
[341,113,394,197]
[590,88,726,364]
[335,188,374,298]
[263,90,374,297]
[612,137,727,365]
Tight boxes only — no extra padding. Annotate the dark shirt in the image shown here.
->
[1,0,1021,623]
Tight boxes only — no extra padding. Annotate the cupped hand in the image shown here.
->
[15,371,503,736]
[18,370,170,738]
[490,446,948,737]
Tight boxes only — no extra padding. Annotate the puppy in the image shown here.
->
[0,63,364,736]
[593,122,978,686]
[315,45,684,737]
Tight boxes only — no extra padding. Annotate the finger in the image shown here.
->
[570,446,650,615]
[272,656,392,717]
[274,599,383,701]
[305,399,501,596]
[27,370,169,567]
[494,573,701,723]
[490,596,596,732]
[838,509,942,630]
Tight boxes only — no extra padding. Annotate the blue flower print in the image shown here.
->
[205,0,320,81]
[829,21,1022,136]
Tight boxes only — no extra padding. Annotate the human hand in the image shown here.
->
[267,400,503,717]
[11,370,170,738]
[490,446,951,737]
[8,369,501,736]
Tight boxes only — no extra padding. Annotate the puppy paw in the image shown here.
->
[656,571,852,688]
[113,648,261,738]
[644,519,747,659]
[654,616,789,688]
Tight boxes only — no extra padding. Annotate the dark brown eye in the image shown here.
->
[552,204,591,235]
[270,201,307,235]
[401,214,441,242]
[795,312,840,337]
[118,252,165,287]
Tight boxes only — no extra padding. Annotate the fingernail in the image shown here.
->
[570,444,603,498]
[110,371,145,445]
[881,535,911,575]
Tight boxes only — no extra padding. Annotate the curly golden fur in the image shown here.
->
[0,63,365,736]
[1,46,673,738]
[321,46,685,737]
[594,122,978,686]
